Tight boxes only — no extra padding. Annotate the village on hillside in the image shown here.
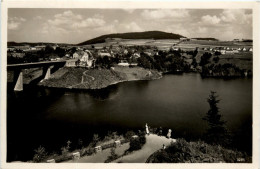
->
[7,37,253,77]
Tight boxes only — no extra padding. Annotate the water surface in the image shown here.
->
[7,73,252,161]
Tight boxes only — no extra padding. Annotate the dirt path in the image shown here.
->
[112,134,176,163]
[68,70,95,88]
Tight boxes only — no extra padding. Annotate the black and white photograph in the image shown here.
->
[1,1,259,169]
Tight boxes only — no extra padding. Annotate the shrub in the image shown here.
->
[125,131,135,141]
[129,138,142,151]
[33,146,47,163]
[128,131,146,152]
[105,148,119,163]
[146,139,251,163]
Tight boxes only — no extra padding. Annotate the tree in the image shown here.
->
[92,134,100,146]
[213,56,220,63]
[33,146,47,162]
[203,91,228,146]
[199,52,212,66]
[192,48,198,58]
[214,51,221,56]
[45,45,54,54]
[105,148,118,163]
[75,59,80,67]
[55,47,65,57]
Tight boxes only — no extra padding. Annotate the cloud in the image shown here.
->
[221,9,252,24]
[200,9,252,26]
[141,9,190,20]
[198,27,208,34]
[122,9,135,14]
[34,16,42,20]
[41,10,106,34]
[8,17,26,30]
[201,15,221,25]
[124,22,143,32]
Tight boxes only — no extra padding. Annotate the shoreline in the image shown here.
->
[38,66,163,90]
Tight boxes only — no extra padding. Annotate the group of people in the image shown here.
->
[145,123,172,150]
[145,123,172,139]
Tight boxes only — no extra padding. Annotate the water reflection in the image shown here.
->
[86,84,119,101]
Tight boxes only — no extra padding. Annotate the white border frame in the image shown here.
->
[1,1,259,169]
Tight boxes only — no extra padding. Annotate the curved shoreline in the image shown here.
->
[39,67,163,90]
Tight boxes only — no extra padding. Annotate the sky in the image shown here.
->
[8,8,252,44]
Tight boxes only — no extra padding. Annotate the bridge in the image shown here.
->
[7,60,66,91]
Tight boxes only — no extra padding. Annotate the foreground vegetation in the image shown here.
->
[146,138,251,163]
[32,130,147,163]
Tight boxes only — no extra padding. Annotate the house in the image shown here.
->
[180,37,189,41]
[98,51,112,57]
[232,49,239,53]
[220,50,226,54]
[123,49,128,55]
[118,60,130,67]
[65,59,78,67]
[242,47,247,51]
[144,52,152,56]
[131,53,141,59]
[226,50,234,54]
[52,45,59,50]
[172,47,179,51]
[7,47,15,52]
[249,47,253,52]
[13,45,30,51]
[30,47,37,50]
[80,50,95,68]
[11,52,25,58]
[73,52,80,59]
[35,45,46,50]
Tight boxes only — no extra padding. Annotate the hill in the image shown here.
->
[78,31,185,45]
[7,41,70,47]
[191,38,218,41]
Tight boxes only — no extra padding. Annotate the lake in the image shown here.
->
[7,73,252,162]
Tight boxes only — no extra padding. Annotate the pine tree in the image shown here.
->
[203,91,229,146]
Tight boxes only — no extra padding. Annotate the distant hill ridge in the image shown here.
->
[7,41,69,47]
[78,31,185,45]
[191,38,218,41]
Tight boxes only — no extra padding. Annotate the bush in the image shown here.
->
[213,56,220,63]
[146,139,251,163]
[33,146,47,163]
[128,132,146,152]
[105,148,119,163]
[129,138,142,151]
[80,147,95,156]
[125,131,135,141]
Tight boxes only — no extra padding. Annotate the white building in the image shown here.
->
[220,50,226,54]
[80,50,94,68]
[98,51,112,57]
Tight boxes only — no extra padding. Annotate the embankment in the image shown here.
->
[39,66,162,89]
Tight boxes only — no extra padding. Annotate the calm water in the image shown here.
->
[7,73,252,162]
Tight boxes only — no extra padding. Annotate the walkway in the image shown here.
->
[68,70,95,89]
[112,134,176,163]
[64,143,130,163]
